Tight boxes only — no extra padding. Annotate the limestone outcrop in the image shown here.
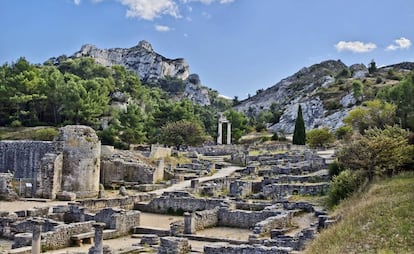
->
[74,40,189,83]
[73,40,212,106]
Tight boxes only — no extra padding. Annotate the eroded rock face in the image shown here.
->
[184,74,211,106]
[74,40,190,83]
[55,125,101,198]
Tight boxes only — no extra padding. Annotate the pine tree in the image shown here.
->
[292,104,306,145]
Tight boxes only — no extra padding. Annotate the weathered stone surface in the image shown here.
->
[0,173,18,201]
[204,243,291,254]
[158,237,191,254]
[56,191,76,201]
[55,125,101,198]
[74,40,189,83]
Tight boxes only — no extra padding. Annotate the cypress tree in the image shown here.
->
[292,104,306,145]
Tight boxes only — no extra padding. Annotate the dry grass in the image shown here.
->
[305,172,414,254]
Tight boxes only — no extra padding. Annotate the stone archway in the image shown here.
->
[217,113,231,145]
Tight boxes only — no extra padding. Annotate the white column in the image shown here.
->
[227,122,231,145]
[217,122,222,145]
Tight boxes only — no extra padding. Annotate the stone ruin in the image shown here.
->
[0,126,338,253]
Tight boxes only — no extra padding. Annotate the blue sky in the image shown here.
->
[1,0,413,99]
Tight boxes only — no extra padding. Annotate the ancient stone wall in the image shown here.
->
[135,194,228,214]
[191,208,219,231]
[252,213,291,235]
[149,145,171,159]
[78,194,151,213]
[262,183,329,199]
[94,208,140,235]
[0,173,18,200]
[41,221,94,250]
[0,141,62,179]
[204,244,291,254]
[36,153,63,199]
[56,125,101,198]
[217,208,281,229]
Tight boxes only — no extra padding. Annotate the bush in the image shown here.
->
[271,132,279,141]
[327,169,365,208]
[335,125,353,140]
[33,128,58,141]
[328,160,342,177]
[10,120,22,128]
[306,127,335,148]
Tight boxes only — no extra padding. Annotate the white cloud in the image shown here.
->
[386,37,412,51]
[181,0,234,4]
[335,41,377,53]
[117,0,181,20]
[155,24,172,32]
[74,0,81,5]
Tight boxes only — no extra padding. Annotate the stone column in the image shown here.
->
[89,222,106,254]
[217,121,222,145]
[226,122,231,145]
[31,218,44,254]
[183,212,194,234]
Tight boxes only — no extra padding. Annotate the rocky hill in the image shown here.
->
[235,60,414,133]
[73,40,211,106]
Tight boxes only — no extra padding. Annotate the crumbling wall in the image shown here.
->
[94,208,140,236]
[204,244,291,254]
[217,208,281,229]
[262,183,329,199]
[190,208,219,232]
[135,193,228,214]
[56,125,101,198]
[252,213,291,235]
[41,221,94,250]
[36,153,63,199]
[0,173,18,201]
[100,158,160,187]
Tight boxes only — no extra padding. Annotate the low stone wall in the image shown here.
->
[78,194,151,212]
[135,194,229,214]
[263,182,329,199]
[217,208,281,229]
[252,212,291,235]
[41,221,94,250]
[204,243,291,254]
[158,236,191,254]
[94,208,140,236]
[188,208,219,232]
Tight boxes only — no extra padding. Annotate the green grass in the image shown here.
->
[305,172,414,254]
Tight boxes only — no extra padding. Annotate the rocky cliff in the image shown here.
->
[73,40,211,106]
[235,59,414,134]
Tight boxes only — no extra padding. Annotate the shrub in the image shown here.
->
[335,125,353,140]
[327,169,365,208]
[306,127,335,148]
[328,160,342,177]
[10,120,22,128]
[271,132,279,141]
[33,128,58,141]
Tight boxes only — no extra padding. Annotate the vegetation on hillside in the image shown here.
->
[0,57,250,147]
[306,172,414,254]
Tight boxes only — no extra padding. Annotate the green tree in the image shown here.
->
[306,127,335,148]
[159,120,209,148]
[368,59,377,74]
[343,99,396,133]
[292,104,306,145]
[225,109,250,143]
[379,71,414,131]
[337,125,413,180]
[352,80,364,103]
